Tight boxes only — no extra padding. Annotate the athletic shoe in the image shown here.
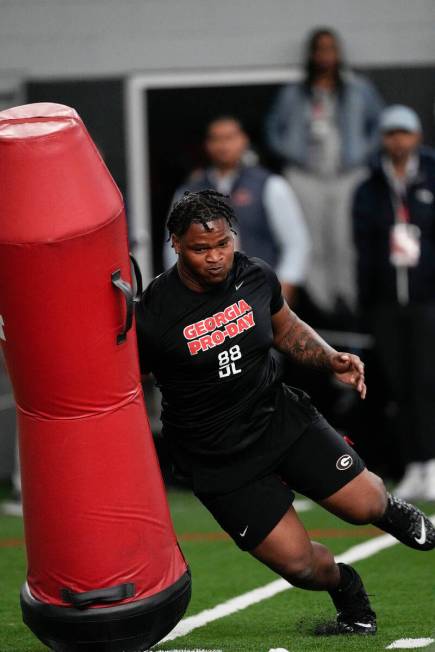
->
[328,564,377,635]
[394,462,425,500]
[422,459,435,501]
[375,493,435,551]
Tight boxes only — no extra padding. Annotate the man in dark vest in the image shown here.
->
[163,116,310,305]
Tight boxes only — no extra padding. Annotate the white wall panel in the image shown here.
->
[0,0,434,78]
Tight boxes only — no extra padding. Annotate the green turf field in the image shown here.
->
[1,486,434,652]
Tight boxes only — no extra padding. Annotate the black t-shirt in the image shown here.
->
[136,253,318,493]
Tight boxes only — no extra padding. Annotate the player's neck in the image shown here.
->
[176,260,209,293]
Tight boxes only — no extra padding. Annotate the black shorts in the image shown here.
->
[196,416,365,551]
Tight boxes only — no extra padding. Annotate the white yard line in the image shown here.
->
[160,577,291,643]
[159,514,435,645]
[386,639,435,649]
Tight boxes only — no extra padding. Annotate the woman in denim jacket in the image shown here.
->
[266,28,384,325]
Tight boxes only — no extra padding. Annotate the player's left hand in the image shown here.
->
[330,352,366,399]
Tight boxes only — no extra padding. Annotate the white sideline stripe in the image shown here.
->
[160,577,290,643]
[386,639,435,649]
[159,514,435,645]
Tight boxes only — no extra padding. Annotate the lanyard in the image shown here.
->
[389,185,410,225]
[396,199,410,224]
[389,188,414,306]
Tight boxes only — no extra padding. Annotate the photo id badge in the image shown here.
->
[390,223,421,267]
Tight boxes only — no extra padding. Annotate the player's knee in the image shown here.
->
[368,472,388,521]
[349,473,388,524]
[280,550,315,584]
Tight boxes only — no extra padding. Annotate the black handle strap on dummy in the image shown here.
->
[111,253,143,344]
[61,582,135,610]
[129,252,143,298]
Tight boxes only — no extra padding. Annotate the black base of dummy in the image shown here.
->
[21,570,191,652]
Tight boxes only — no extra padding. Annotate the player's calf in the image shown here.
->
[374,493,435,551]
[316,563,377,635]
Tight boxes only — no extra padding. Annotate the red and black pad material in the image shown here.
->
[0,103,190,652]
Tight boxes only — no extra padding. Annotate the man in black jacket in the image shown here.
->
[353,105,435,501]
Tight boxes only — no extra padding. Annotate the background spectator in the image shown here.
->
[266,27,384,327]
[353,105,435,500]
[164,116,311,305]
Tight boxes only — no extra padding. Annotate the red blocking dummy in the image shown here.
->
[0,103,190,652]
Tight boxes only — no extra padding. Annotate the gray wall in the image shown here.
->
[1,0,434,79]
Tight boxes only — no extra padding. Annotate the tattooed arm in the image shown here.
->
[271,303,366,398]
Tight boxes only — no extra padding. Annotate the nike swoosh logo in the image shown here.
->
[235,282,244,290]
[415,516,427,545]
[239,526,248,537]
[354,622,373,629]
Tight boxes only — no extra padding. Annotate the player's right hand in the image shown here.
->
[330,352,366,399]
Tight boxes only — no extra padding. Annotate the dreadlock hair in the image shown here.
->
[166,189,237,239]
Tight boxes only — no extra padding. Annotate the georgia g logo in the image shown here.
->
[336,454,353,471]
